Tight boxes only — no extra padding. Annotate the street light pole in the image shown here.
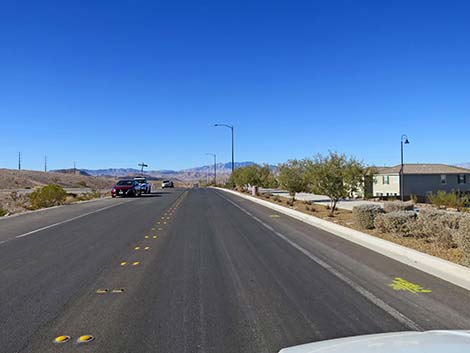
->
[214,124,234,174]
[400,134,410,202]
[206,153,216,185]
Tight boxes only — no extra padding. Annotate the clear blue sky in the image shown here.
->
[1,0,469,171]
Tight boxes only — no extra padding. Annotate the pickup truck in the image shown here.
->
[134,177,151,194]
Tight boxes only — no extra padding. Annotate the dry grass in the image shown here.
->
[257,193,465,266]
[0,168,116,190]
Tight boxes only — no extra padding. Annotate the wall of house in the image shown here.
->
[403,174,470,197]
[373,174,400,197]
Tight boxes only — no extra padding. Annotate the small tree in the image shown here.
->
[229,164,278,189]
[306,152,366,215]
[278,159,307,201]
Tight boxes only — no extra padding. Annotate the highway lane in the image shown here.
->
[1,188,470,353]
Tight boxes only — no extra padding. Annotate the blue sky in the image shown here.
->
[1,0,469,171]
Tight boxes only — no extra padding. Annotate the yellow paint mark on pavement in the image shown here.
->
[120,261,128,266]
[96,288,109,294]
[153,235,158,239]
[144,246,150,250]
[132,261,140,266]
[389,277,432,293]
[54,335,70,344]
[144,235,150,239]
[270,214,280,218]
[135,246,141,250]
[111,288,125,293]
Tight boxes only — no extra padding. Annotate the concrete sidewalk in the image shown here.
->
[259,188,383,211]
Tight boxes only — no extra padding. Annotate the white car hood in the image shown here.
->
[279,330,470,353]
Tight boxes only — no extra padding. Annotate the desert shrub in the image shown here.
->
[352,204,384,229]
[0,207,7,217]
[29,184,67,209]
[273,195,281,202]
[76,180,88,188]
[286,199,294,207]
[384,201,415,213]
[428,190,469,209]
[454,216,470,267]
[410,194,418,204]
[374,211,417,236]
[411,209,463,248]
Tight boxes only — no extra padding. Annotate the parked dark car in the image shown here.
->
[112,179,142,197]
[134,177,151,194]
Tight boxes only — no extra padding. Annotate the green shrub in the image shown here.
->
[76,180,88,188]
[411,208,463,248]
[0,207,7,217]
[454,216,470,267]
[384,201,415,213]
[29,184,67,209]
[352,204,384,229]
[428,190,469,209]
[374,211,417,236]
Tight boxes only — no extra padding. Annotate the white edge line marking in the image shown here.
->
[216,191,422,331]
[13,200,134,240]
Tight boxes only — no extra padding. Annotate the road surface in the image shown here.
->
[1,188,469,353]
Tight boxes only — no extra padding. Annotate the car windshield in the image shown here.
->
[163,180,170,183]
[136,179,146,184]
[117,180,134,185]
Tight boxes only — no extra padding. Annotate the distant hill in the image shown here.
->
[78,161,275,182]
[456,163,470,170]
[53,168,92,176]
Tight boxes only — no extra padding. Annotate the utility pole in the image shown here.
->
[138,162,148,173]
[73,161,76,175]
[44,155,47,172]
[206,153,216,185]
[214,123,235,174]
[18,152,21,170]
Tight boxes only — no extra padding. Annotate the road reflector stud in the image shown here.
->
[270,214,280,218]
[120,261,128,266]
[153,236,157,239]
[111,288,125,293]
[144,235,150,238]
[132,261,140,266]
[135,246,141,250]
[144,246,150,250]
[163,222,167,224]
[96,288,109,294]
[157,222,161,224]
[54,335,70,344]
[77,335,94,343]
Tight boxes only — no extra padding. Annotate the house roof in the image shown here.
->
[376,164,470,175]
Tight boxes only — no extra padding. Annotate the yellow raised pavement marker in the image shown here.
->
[77,335,94,343]
[153,235,158,239]
[53,335,70,344]
[135,246,141,250]
[111,288,125,293]
[120,261,128,266]
[96,288,109,294]
[144,235,150,239]
[144,246,150,250]
[132,261,140,266]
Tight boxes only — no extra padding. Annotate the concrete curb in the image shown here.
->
[214,187,470,291]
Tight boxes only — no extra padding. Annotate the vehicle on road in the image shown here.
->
[278,330,470,352]
[134,177,151,194]
[162,180,174,188]
[111,179,142,197]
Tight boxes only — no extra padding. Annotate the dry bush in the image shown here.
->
[454,216,470,267]
[384,201,415,213]
[29,184,67,209]
[411,209,463,248]
[0,207,7,217]
[352,204,384,229]
[374,211,417,236]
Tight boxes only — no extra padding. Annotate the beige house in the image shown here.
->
[373,164,470,200]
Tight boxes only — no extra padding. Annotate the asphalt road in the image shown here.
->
[1,188,470,353]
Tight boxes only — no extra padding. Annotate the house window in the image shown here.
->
[441,175,447,185]
[383,176,390,185]
[458,174,466,184]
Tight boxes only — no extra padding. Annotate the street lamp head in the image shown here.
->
[404,138,410,144]
[401,134,410,144]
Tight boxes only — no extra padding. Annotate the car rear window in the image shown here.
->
[117,180,134,185]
